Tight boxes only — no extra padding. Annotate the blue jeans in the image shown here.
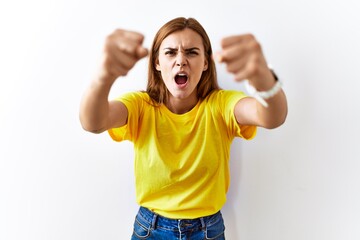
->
[131,207,226,239]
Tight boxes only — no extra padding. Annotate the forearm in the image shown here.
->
[79,29,148,134]
[79,76,114,133]
[256,89,288,129]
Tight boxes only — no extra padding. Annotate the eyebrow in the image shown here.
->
[163,47,201,52]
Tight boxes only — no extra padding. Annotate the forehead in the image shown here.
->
[160,28,204,49]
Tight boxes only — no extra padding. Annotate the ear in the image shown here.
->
[203,59,208,71]
[155,58,161,71]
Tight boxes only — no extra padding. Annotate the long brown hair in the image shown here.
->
[146,17,220,104]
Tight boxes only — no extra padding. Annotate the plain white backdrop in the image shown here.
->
[1,0,360,239]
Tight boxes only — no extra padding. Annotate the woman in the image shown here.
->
[80,17,287,240]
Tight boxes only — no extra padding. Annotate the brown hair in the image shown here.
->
[146,17,220,104]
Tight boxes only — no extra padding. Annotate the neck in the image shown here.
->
[166,95,198,114]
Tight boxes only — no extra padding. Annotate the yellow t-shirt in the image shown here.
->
[108,90,256,219]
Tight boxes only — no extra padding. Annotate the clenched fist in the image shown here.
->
[217,34,276,91]
[98,29,148,84]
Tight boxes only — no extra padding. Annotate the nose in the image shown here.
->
[176,52,187,67]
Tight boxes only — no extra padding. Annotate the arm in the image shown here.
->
[234,86,287,129]
[79,29,148,133]
[217,34,288,129]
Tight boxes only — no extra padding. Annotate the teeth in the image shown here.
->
[177,73,187,76]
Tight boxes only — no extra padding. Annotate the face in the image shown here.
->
[156,28,208,103]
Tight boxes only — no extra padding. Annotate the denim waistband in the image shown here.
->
[137,206,221,232]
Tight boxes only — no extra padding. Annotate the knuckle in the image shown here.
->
[137,34,145,42]
[104,36,117,51]
[246,33,256,41]
[244,34,261,51]
[226,64,233,73]
[249,41,261,52]
[113,28,125,36]
[220,38,227,48]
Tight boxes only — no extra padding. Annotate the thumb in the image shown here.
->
[213,51,224,63]
[136,47,149,59]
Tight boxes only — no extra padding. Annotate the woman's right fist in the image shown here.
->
[98,29,148,82]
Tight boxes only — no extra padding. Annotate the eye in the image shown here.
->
[187,51,198,56]
[165,50,176,56]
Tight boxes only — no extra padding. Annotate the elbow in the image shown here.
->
[80,123,106,134]
[263,109,288,129]
[83,126,106,134]
[263,117,286,129]
[79,115,107,134]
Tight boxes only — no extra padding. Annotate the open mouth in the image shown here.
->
[175,73,188,85]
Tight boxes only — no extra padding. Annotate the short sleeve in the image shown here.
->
[108,92,147,142]
[214,90,257,140]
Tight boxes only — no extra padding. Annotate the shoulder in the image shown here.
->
[113,91,156,114]
[205,89,248,104]
[115,91,150,101]
[115,91,157,106]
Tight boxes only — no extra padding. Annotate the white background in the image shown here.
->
[1,0,360,239]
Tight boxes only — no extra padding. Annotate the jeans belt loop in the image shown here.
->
[150,212,158,230]
[200,217,206,231]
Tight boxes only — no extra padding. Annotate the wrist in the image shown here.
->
[94,68,118,86]
[245,65,282,107]
[91,74,115,93]
[250,66,278,91]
